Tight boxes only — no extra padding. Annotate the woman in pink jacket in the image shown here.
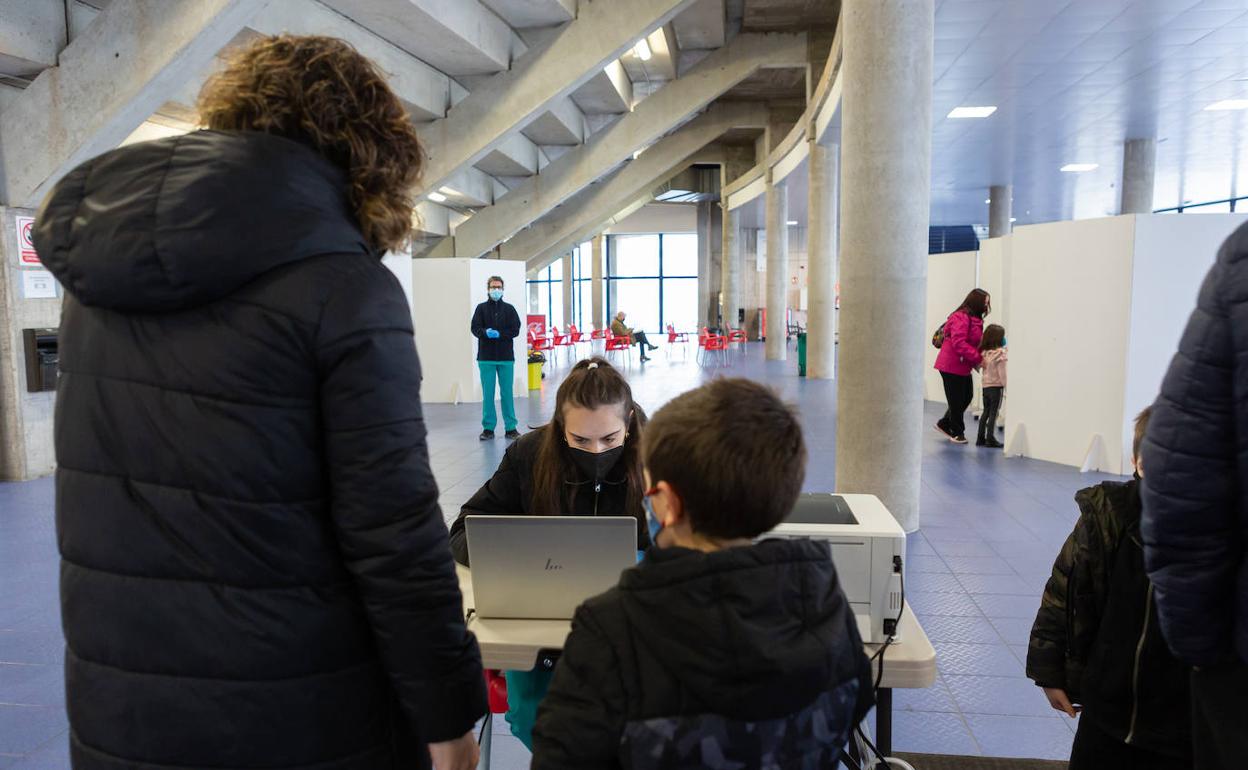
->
[935,288,991,443]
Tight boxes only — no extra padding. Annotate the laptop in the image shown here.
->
[465,515,638,620]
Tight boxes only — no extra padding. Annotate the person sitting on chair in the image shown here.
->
[611,311,657,362]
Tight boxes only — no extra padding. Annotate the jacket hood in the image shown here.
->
[34,130,370,312]
[618,538,856,720]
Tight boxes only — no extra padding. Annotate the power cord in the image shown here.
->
[859,556,907,770]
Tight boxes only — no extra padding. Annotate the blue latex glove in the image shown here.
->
[486,328,500,339]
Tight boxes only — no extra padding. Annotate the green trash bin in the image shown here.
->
[797,332,807,377]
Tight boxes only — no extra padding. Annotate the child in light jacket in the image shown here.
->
[977,324,1007,448]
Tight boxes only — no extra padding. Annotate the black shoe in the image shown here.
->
[951,434,968,444]
[983,438,1004,449]
[479,430,494,441]
[935,421,955,440]
[504,430,521,440]
[648,344,658,351]
[640,355,651,362]
[975,437,987,447]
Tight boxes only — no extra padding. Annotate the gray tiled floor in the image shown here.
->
[0,341,1110,767]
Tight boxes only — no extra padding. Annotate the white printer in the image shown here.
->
[764,493,906,643]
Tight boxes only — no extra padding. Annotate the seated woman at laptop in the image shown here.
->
[448,356,649,749]
[449,356,650,565]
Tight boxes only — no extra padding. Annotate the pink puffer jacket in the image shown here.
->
[934,310,983,376]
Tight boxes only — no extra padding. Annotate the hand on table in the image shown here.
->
[486,328,500,339]
[428,730,479,770]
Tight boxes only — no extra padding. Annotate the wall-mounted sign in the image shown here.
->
[21,270,58,299]
[15,215,40,266]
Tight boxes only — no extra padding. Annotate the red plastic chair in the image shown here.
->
[726,329,747,357]
[549,326,575,364]
[605,331,632,364]
[666,323,690,358]
[479,670,508,766]
[698,333,729,367]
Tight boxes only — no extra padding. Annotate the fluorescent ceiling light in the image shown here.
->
[1205,99,1248,111]
[984,198,992,204]
[427,191,447,203]
[947,106,997,119]
[633,39,652,61]
[786,220,799,226]
[1061,163,1099,172]
[1010,217,1017,223]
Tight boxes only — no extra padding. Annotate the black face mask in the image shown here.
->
[568,445,626,483]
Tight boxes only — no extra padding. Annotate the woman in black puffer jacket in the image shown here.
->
[34,36,484,770]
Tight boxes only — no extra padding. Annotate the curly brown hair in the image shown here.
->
[197,35,421,253]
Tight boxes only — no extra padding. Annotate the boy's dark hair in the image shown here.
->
[643,379,806,539]
[487,275,504,288]
[1133,406,1153,462]
[980,324,1006,351]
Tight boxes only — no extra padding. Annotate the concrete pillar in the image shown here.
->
[0,207,60,480]
[807,140,838,379]
[988,184,1012,238]
[708,204,723,327]
[561,251,574,329]
[591,235,604,330]
[1120,138,1157,215]
[764,176,789,360]
[721,206,741,331]
[836,0,934,533]
[697,202,712,327]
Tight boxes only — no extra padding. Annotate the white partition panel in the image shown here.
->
[1122,214,1246,470]
[410,258,527,404]
[1005,217,1136,473]
[924,250,978,402]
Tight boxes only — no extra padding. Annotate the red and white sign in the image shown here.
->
[15,215,40,266]
[527,314,547,338]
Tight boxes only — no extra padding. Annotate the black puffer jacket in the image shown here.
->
[448,428,650,565]
[34,131,485,769]
[1142,221,1248,668]
[530,539,874,769]
[1026,481,1190,759]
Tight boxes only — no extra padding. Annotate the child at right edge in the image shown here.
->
[1026,407,1192,769]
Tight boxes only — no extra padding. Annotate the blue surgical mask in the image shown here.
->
[643,494,662,546]
[488,289,504,301]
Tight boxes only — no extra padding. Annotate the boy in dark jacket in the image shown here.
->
[1027,407,1191,769]
[531,379,874,769]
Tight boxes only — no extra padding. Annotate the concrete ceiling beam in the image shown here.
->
[500,101,768,266]
[320,0,512,76]
[672,0,726,51]
[0,0,263,208]
[436,166,498,208]
[157,0,456,126]
[572,60,632,115]
[481,0,575,30]
[474,132,540,177]
[0,0,64,77]
[451,32,804,258]
[523,95,584,146]
[418,0,695,196]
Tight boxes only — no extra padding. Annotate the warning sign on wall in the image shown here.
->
[15,215,40,266]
